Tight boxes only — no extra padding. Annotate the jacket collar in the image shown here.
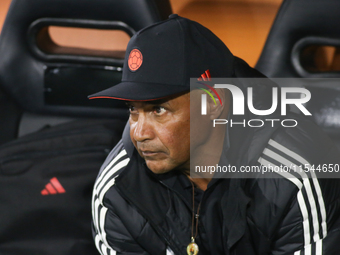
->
[122,121,134,158]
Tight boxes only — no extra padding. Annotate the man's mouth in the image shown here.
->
[138,148,167,159]
[137,142,167,159]
[140,150,161,157]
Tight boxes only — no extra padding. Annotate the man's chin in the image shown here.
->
[145,160,173,174]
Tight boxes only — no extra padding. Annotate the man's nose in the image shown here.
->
[132,114,154,142]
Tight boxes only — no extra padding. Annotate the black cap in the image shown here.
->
[89,14,234,101]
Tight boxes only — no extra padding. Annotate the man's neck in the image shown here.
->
[188,175,211,191]
[187,126,227,191]
[186,98,229,191]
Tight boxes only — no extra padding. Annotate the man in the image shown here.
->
[89,15,340,255]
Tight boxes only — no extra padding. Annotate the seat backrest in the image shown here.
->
[0,0,171,119]
[255,0,340,148]
[256,0,340,78]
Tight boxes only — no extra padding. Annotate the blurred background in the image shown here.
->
[0,0,283,67]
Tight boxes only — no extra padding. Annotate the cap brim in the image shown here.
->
[88,81,190,101]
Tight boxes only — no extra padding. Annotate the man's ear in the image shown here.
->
[207,88,230,120]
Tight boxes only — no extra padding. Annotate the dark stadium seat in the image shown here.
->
[0,0,171,143]
[256,0,340,146]
[0,0,171,254]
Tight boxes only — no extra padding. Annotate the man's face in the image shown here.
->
[128,93,191,174]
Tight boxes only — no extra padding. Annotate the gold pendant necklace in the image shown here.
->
[187,237,199,255]
[187,181,201,255]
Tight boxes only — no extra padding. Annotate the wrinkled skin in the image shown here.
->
[128,93,193,174]
[128,89,229,184]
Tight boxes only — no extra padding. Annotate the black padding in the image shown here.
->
[0,0,171,118]
[255,0,340,144]
[0,86,22,145]
[256,0,340,78]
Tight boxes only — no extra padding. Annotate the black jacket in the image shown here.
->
[92,60,340,255]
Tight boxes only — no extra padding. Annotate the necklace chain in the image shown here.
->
[187,180,201,255]
[191,180,201,240]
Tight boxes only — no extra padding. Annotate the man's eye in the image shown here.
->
[128,105,137,114]
[154,106,166,115]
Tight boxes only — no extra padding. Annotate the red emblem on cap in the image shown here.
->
[128,49,143,71]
